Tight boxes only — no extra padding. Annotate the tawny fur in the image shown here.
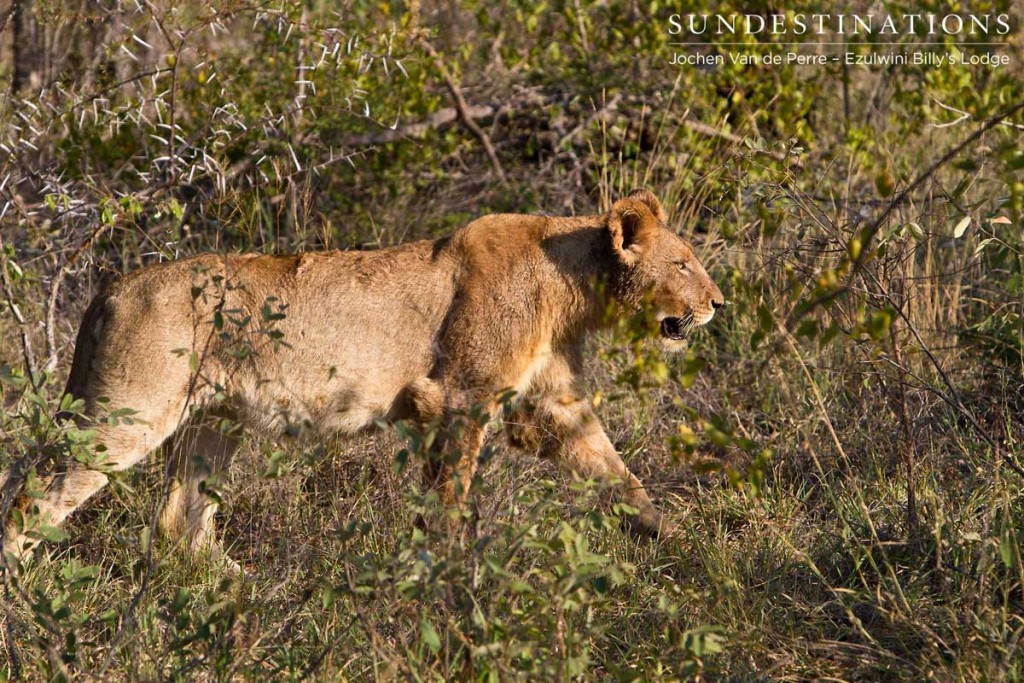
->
[2,190,723,565]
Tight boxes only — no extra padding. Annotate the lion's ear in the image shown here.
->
[607,197,657,264]
[627,188,667,223]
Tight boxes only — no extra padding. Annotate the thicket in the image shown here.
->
[1,0,1022,680]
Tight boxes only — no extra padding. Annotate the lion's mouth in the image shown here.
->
[659,316,690,341]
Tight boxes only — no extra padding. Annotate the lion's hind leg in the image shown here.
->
[4,406,187,561]
[4,300,204,560]
[159,412,241,570]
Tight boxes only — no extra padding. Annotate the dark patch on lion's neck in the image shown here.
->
[540,223,640,339]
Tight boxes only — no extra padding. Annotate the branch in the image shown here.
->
[931,97,1024,131]
[420,38,508,187]
[0,0,18,37]
[539,93,622,174]
[683,119,794,164]
[854,99,1024,274]
[881,284,1024,481]
[0,233,39,388]
[338,103,496,146]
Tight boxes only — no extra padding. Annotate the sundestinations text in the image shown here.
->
[668,13,1012,37]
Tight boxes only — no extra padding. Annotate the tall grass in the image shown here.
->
[2,0,1023,679]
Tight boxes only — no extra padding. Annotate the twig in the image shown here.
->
[541,93,622,174]
[0,233,39,388]
[852,257,1024,481]
[889,291,1024,481]
[150,10,180,184]
[2,579,21,680]
[420,38,508,187]
[683,119,794,164]
[572,0,590,54]
[292,8,310,135]
[852,99,1024,274]
[64,67,173,118]
[931,97,1024,131]
[339,104,495,146]
[888,314,919,530]
[0,0,18,37]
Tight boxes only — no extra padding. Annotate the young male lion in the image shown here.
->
[3,189,723,566]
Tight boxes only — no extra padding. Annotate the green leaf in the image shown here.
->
[679,355,705,388]
[681,624,727,657]
[867,309,893,340]
[1000,531,1015,568]
[796,319,819,339]
[953,215,971,238]
[169,198,184,220]
[649,360,669,384]
[756,303,773,333]
[322,586,336,609]
[420,619,441,654]
[35,525,69,543]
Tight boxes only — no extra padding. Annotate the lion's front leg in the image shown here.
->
[424,417,485,508]
[534,392,674,539]
[421,396,490,533]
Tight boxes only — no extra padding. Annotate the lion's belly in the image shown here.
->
[226,317,439,437]
[231,367,419,437]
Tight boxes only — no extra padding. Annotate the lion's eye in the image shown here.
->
[676,262,689,273]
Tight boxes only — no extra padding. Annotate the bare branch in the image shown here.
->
[788,98,1024,328]
[931,97,1024,130]
[420,38,508,187]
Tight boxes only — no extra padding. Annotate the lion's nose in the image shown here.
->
[709,281,725,310]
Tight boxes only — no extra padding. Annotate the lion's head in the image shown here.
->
[607,189,724,351]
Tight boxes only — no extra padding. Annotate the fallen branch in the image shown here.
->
[338,103,495,146]
[560,93,622,149]
[540,93,623,174]
[337,88,793,174]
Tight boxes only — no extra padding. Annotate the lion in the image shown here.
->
[2,189,723,567]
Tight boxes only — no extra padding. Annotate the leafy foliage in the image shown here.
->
[1,0,1023,680]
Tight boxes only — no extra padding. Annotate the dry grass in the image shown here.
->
[2,1,1024,680]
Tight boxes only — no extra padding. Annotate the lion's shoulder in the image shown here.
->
[451,213,600,263]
